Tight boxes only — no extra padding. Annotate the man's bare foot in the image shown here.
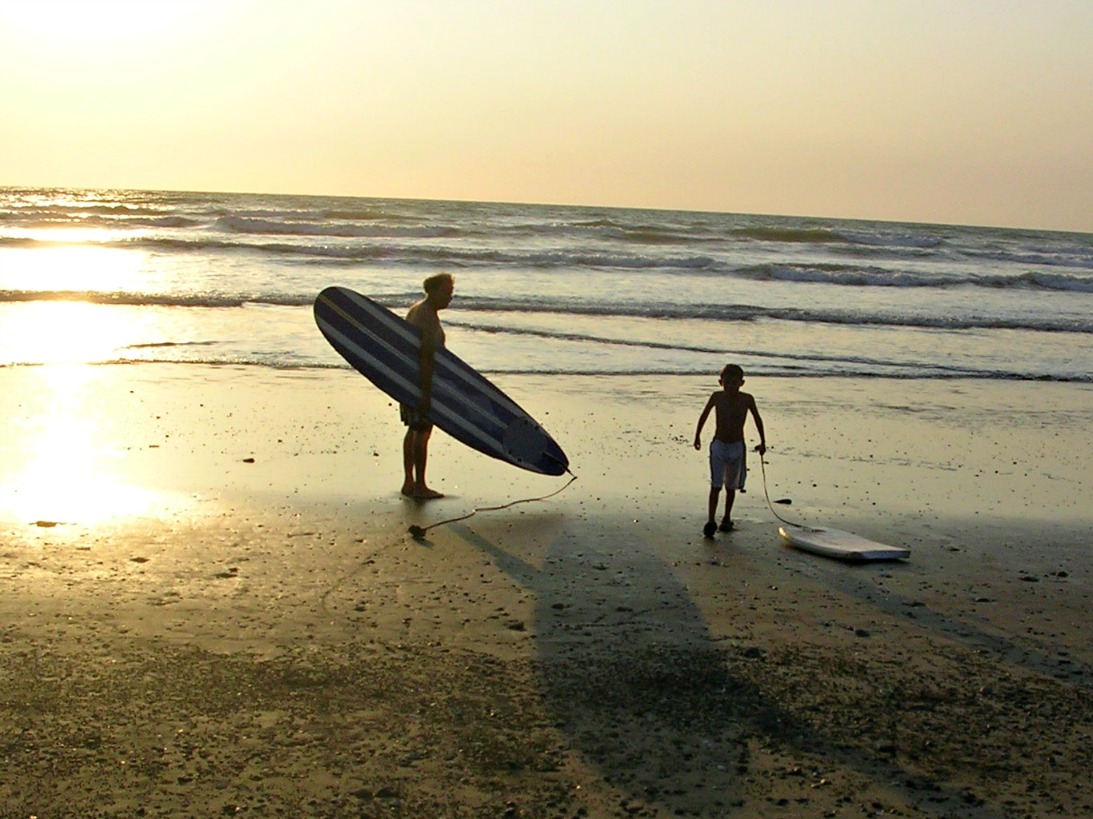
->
[412,487,444,500]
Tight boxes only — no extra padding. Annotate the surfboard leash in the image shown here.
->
[756,449,807,529]
[408,468,577,539]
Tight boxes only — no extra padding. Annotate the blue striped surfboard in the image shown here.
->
[314,286,569,476]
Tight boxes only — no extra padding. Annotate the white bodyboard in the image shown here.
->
[779,524,909,562]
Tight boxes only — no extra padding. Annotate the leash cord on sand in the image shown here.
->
[319,539,400,615]
[320,470,577,612]
[757,449,807,529]
[408,469,577,539]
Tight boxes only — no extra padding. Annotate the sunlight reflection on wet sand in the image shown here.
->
[0,365,180,527]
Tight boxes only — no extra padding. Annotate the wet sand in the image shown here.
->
[1,365,1091,817]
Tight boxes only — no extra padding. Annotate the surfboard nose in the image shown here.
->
[501,416,569,475]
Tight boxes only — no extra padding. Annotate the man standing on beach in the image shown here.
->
[694,364,766,537]
[401,273,455,500]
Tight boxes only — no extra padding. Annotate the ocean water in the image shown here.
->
[1,187,1091,382]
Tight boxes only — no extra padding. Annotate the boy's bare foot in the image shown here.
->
[412,487,444,500]
[400,483,415,497]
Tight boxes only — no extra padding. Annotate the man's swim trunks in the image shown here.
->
[400,403,432,431]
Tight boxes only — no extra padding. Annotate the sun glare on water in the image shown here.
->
[5,240,147,291]
[0,301,147,366]
[0,230,160,366]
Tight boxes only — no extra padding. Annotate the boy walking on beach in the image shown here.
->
[401,273,455,500]
[694,364,766,538]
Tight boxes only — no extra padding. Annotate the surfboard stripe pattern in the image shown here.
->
[314,286,568,476]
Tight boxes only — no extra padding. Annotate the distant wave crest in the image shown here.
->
[0,289,312,309]
[213,214,457,239]
[730,226,942,249]
[3,288,1090,333]
[733,263,1093,292]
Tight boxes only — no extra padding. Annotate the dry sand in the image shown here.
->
[1,364,1091,817]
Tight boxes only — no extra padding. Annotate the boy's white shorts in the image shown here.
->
[709,439,746,489]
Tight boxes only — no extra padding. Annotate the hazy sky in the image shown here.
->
[1,0,1090,231]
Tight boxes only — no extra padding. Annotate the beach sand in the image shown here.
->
[1,365,1090,817]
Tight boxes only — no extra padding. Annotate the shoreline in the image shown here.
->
[2,364,1090,816]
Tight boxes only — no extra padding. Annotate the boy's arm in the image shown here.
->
[749,397,766,454]
[694,395,715,450]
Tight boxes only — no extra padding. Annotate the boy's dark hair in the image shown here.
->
[721,364,744,383]
[424,273,454,294]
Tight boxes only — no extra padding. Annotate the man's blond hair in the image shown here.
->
[423,273,454,294]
